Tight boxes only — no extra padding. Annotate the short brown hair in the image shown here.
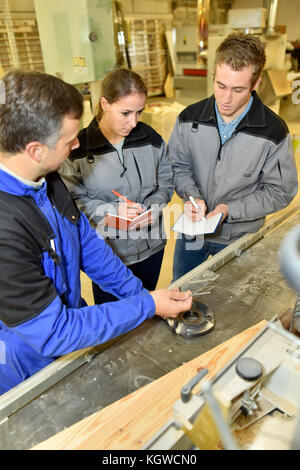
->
[214,33,266,87]
[0,69,83,154]
[96,68,147,121]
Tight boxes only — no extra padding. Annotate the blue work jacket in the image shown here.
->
[0,168,155,394]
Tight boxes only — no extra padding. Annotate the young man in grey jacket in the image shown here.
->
[169,33,298,280]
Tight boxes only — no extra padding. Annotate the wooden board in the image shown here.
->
[267,69,292,97]
[32,320,266,450]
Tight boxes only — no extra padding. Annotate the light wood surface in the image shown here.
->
[32,320,266,450]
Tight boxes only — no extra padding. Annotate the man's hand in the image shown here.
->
[150,288,192,319]
[206,203,228,223]
[184,198,206,221]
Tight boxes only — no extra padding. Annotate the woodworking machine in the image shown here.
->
[144,225,300,451]
[144,319,300,450]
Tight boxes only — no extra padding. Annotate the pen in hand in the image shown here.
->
[111,189,135,205]
[111,189,145,220]
[186,193,205,222]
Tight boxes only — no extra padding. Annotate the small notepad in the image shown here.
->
[171,212,223,236]
[103,208,153,231]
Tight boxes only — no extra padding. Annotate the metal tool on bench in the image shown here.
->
[166,280,216,338]
[167,297,215,337]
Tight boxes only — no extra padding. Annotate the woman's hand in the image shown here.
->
[129,205,159,230]
[118,202,144,219]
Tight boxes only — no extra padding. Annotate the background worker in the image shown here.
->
[61,68,173,305]
[169,33,298,280]
[0,69,192,394]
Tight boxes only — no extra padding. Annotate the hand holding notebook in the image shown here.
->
[171,211,223,236]
[103,190,152,231]
[172,195,225,236]
[118,201,145,220]
[185,193,206,222]
[103,208,153,231]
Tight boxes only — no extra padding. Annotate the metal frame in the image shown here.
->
[0,337,120,423]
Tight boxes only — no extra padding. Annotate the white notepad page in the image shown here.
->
[171,212,223,236]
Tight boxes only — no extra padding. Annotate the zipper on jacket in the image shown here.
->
[40,199,69,292]
[113,147,127,178]
[49,238,61,264]
[216,126,222,160]
[132,151,142,186]
[217,130,238,160]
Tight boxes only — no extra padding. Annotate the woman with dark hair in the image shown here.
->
[61,68,174,304]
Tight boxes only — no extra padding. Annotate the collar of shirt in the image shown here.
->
[215,95,253,145]
[0,162,45,188]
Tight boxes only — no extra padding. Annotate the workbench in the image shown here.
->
[1,205,300,450]
[32,320,266,450]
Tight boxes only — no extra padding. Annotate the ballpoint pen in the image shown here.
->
[186,193,205,222]
[112,190,145,215]
[111,189,135,205]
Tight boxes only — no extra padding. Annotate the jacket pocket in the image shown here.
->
[132,150,159,200]
[42,250,67,299]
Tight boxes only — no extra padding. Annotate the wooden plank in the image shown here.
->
[267,69,292,97]
[32,320,266,450]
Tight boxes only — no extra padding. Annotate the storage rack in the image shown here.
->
[126,15,171,96]
[0,11,44,73]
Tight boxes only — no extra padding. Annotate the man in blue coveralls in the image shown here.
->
[0,69,192,394]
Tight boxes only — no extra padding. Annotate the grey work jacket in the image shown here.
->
[60,119,174,265]
[168,91,298,243]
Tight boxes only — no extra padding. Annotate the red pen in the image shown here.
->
[111,189,135,205]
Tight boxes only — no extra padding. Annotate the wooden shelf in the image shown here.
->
[0,12,44,73]
[127,17,169,95]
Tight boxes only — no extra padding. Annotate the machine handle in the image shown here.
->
[181,368,208,402]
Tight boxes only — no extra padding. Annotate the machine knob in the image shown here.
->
[235,357,263,381]
[89,32,98,42]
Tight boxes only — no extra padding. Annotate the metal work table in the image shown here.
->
[1,207,300,450]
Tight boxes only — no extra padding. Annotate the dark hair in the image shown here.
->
[96,68,147,121]
[215,33,266,87]
[0,69,83,154]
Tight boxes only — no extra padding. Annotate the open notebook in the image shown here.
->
[103,208,152,231]
[171,212,223,236]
